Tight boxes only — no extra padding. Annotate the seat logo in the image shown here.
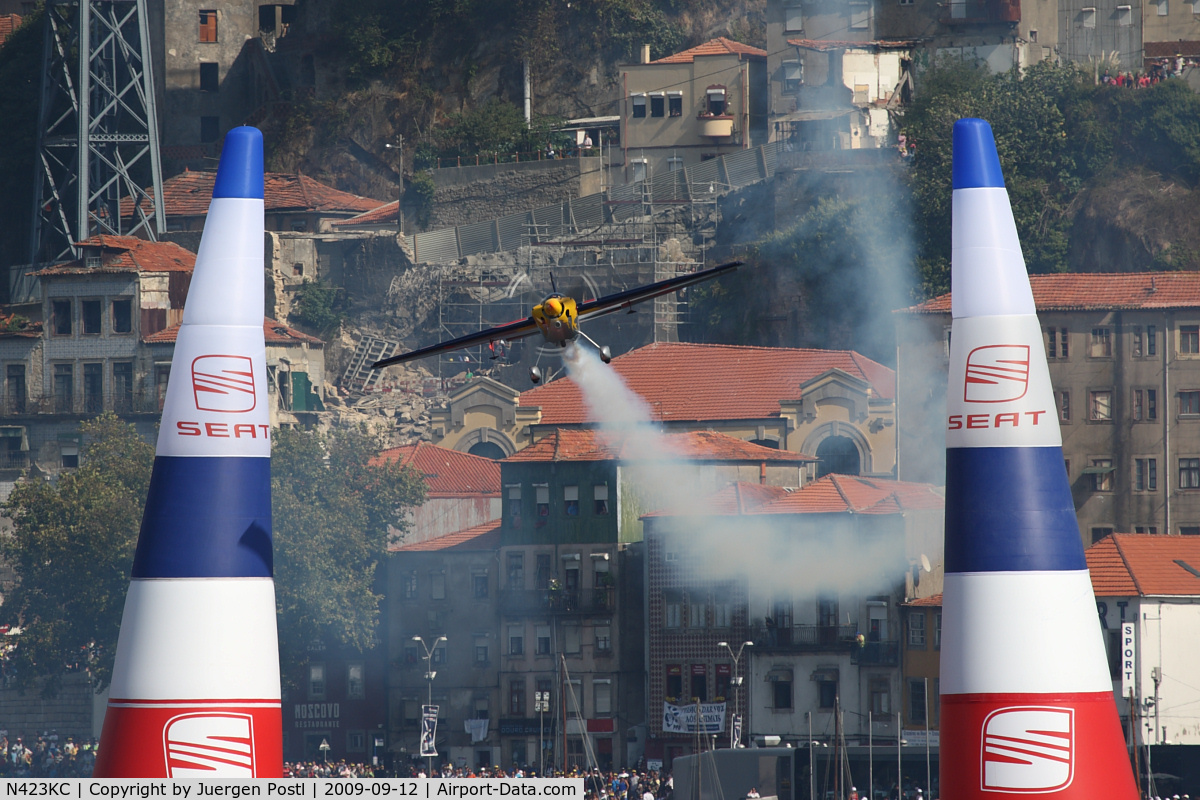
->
[965,345,1030,403]
[981,707,1073,793]
[163,712,255,777]
[192,355,256,413]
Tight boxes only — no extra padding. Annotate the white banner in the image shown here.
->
[662,701,726,734]
[420,704,439,757]
[1121,622,1136,698]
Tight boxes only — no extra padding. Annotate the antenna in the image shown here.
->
[550,271,558,293]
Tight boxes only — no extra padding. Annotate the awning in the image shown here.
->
[1082,465,1116,474]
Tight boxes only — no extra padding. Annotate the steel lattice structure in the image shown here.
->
[29,0,164,268]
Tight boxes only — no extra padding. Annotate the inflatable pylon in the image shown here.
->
[939,119,1137,798]
[94,127,281,777]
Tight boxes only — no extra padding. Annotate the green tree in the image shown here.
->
[0,414,154,693]
[289,280,348,336]
[271,427,425,681]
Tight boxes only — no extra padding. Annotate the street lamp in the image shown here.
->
[413,634,446,774]
[718,640,753,749]
[385,138,404,234]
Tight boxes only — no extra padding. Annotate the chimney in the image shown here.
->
[640,44,651,64]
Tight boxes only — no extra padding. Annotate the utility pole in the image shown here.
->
[535,691,550,777]
[717,640,753,749]
[385,138,404,235]
[413,635,446,775]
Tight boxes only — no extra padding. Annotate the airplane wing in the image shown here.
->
[372,316,542,369]
[575,260,742,322]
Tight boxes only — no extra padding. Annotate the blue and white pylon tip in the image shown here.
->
[94,127,282,778]
[939,119,1137,798]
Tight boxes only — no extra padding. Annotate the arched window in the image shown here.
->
[816,436,860,477]
[468,441,506,460]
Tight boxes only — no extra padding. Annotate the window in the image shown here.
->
[403,572,417,599]
[1135,458,1158,492]
[665,666,683,701]
[818,679,837,708]
[53,364,73,413]
[535,485,550,521]
[665,592,682,628]
[713,601,731,628]
[782,61,803,92]
[772,672,793,709]
[536,625,551,655]
[818,595,838,628]
[431,643,446,665]
[83,363,102,414]
[935,612,942,649]
[1081,6,1097,27]
[507,552,524,587]
[1117,3,1132,23]
[784,4,803,30]
[80,300,101,334]
[668,93,683,116]
[200,115,220,143]
[199,10,218,42]
[199,62,219,92]
[508,626,524,655]
[51,299,72,335]
[870,679,890,714]
[595,624,611,652]
[909,678,927,723]
[594,484,609,515]
[60,439,79,469]
[667,156,684,172]
[1089,328,1112,357]
[473,573,488,598]
[1091,458,1114,492]
[632,95,646,118]
[1135,525,1159,534]
[1091,527,1115,545]
[706,88,726,116]
[908,612,926,648]
[1181,458,1200,489]
[309,663,326,700]
[564,485,579,516]
[6,365,25,414]
[715,668,731,701]
[1158,0,1168,15]
[689,597,706,628]
[594,681,612,715]
[113,362,133,412]
[347,663,365,699]
[1181,391,1200,416]
[1089,390,1112,421]
[849,2,869,29]
[1149,325,1157,355]
[536,678,553,714]
[690,666,707,702]
[1132,326,1143,357]
[1183,325,1200,354]
[509,680,526,716]
[1133,389,1158,421]
[1058,391,1070,423]
[475,644,489,664]
[507,485,522,526]
[650,94,665,117]
[563,624,581,655]
[430,572,446,600]
[1182,526,1200,536]
[536,553,551,589]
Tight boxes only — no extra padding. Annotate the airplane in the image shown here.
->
[372,260,742,383]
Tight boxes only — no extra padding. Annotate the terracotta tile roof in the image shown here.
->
[650,37,766,64]
[144,317,323,345]
[331,201,399,228]
[35,235,195,276]
[0,14,22,47]
[504,428,814,463]
[520,342,894,425]
[372,442,501,498]
[905,272,1200,314]
[751,474,944,515]
[1086,533,1200,597]
[389,519,502,553]
[122,170,382,218]
[787,38,915,51]
[643,481,791,518]
[1144,41,1200,58]
[906,594,943,607]
[0,314,40,339]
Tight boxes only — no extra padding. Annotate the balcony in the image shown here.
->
[941,0,1020,24]
[0,393,162,417]
[500,587,615,617]
[851,640,900,667]
[0,451,28,471]
[698,114,734,137]
[750,623,859,652]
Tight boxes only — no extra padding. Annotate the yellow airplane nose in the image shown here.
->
[545,297,563,318]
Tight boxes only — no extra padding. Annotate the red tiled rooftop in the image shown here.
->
[1086,533,1200,596]
[787,38,916,51]
[906,594,943,607]
[752,474,944,515]
[144,317,323,345]
[650,37,766,64]
[520,342,894,425]
[505,428,814,463]
[122,170,382,218]
[0,14,22,46]
[331,201,399,228]
[389,519,501,553]
[643,481,791,518]
[905,272,1200,314]
[36,235,195,276]
[372,442,501,498]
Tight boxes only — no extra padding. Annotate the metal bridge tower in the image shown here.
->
[28,0,164,268]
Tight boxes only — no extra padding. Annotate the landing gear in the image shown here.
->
[529,365,543,384]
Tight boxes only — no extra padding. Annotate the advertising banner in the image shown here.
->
[662,701,726,734]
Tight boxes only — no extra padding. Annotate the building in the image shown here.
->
[431,343,897,478]
[896,272,1200,545]
[619,38,767,182]
[899,595,941,738]
[387,520,503,773]
[640,474,942,770]
[373,443,502,547]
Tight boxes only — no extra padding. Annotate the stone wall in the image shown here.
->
[427,158,602,230]
[0,672,103,743]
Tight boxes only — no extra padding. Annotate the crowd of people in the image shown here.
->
[0,733,97,777]
[1101,57,1196,87]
